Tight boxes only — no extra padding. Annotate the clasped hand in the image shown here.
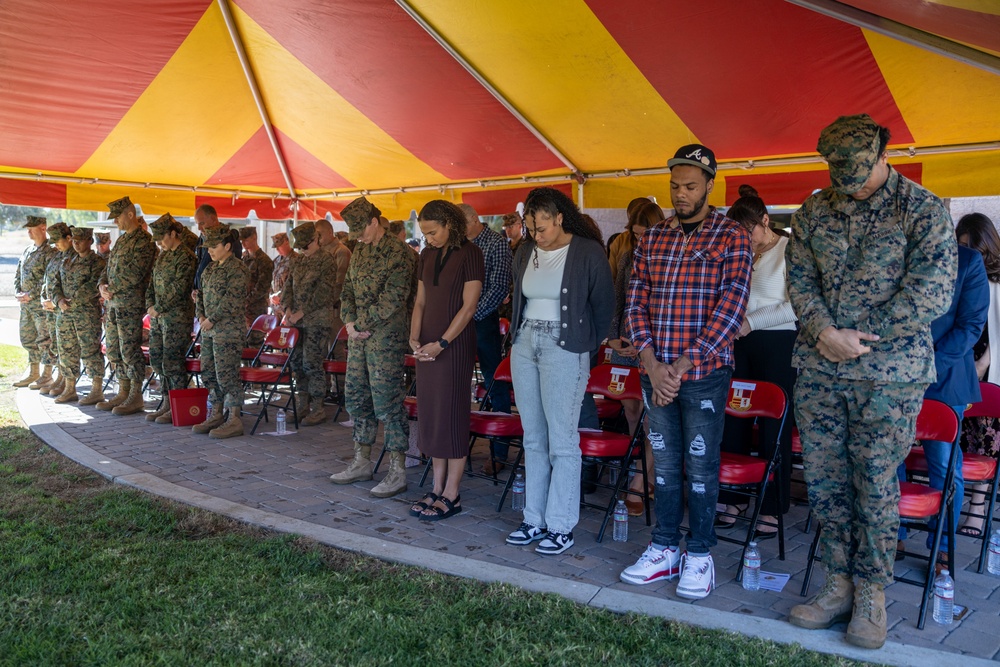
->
[346,322,370,340]
[816,327,879,363]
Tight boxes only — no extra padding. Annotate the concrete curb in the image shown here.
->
[16,388,995,667]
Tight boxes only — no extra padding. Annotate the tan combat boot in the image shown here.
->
[789,573,854,629]
[193,404,225,434]
[846,580,887,649]
[370,452,408,498]
[42,372,65,397]
[154,409,174,425]
[145,401,171,422]
[112,379,145,416]
[301,403,327,427]
[54,377,78,404]
[28,364,53,390]
[13,363,40,388]
[97,379,130,411]
[329,444,373,484]
[79,376,105,406]
[209,410,244,439]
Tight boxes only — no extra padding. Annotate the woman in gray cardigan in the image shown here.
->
[504,187,615,555]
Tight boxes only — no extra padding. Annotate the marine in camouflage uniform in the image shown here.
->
[51,226,106,404]
[97,196,157,416]
[330,197,416,498]
[12,215,55,387]
[281,222,337,426]
[786,115,956,649]
[269,232,293,319]
[95,232,111,261]
[39,223,75,396]
[240,227,274,347]
[144,214,198,423]
[195,224,250,439]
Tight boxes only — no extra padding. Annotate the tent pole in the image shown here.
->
[395,0,581,179]
[787,0,1000,77]
[577,181,585,209]
[216,0,300,202]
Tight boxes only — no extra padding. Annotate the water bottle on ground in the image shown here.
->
[276,409,286,435]
[742,541,761,591]
[511,473,525,511]
[988,530,1000,575]
[932,569,954,625]
[613,499,629,542]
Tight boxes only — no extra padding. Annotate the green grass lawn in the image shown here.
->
[0,344,866,666]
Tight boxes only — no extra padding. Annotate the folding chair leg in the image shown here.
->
[800,520,822,597]
[373,447,387,474]
[418,457,432,487]
[976,480,998,574]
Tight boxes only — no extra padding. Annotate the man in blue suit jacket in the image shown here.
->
[901,244,989,555]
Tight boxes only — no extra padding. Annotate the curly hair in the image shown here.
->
[956,212,1000,283]
[522,187,602,244]
[418,200,467,249]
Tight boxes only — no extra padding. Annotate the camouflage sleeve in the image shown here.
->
[145,256,157,310]
[156,251,197,314]
[211,261,250,327]
[14,254,23,294]
[195,272,206,320]
[250,254,273,305]
[51,262,66,305]
[340,261,356,324]
[786,201,836,346]
[332,247,350,306]
[280,258,295,313]
[114,236,156,295]
[355,246,414,331]
[41,255,61,302]
[860,197,957,340]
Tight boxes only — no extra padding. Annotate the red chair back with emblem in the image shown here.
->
[585,363,642,401]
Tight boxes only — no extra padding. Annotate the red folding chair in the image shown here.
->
[323,325,350,421]
[239,326,300,435]
[578,364,649,541]
[243,314,279,362]
[183,318,203,387]
[715,379,789,581]
[800,399,960,630]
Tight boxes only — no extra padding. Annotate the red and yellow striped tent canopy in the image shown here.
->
[2,0,999,220]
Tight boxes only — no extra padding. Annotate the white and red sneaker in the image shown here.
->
[620,543,681,585]
[676,552,715,600]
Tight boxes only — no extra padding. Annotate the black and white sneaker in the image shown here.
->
[535,531,574,555]
[506,522,547,545]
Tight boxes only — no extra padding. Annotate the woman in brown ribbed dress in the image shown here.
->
[408,200,484,521]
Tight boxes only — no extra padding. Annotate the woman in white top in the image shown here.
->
[717,191,797,539]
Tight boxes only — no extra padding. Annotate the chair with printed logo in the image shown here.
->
[242,314,279,363]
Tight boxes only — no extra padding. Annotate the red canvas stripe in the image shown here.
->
[209,127,352,190]
[462,184,573,217]
[588,0,913,159]
[0,0,210,173]
[725,163,923,206]
[0,178,67,209]
[842,0,1000,53]
[234,0,564,179]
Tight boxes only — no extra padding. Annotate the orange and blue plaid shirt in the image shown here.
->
[626,207,752,380]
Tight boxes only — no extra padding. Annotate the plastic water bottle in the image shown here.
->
[932,569,954,625]
[511,473,525,511]
[276,409,286,435]
[988,530,1000,575]
[613,500,629,542]
[742,541,761,590]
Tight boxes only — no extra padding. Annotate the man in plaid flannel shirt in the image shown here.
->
[619,144,752,600]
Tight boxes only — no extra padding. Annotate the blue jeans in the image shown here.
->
[897,405,965,549]
[510,320,590,534]
[643,366,732,555]
[476,311,512,459]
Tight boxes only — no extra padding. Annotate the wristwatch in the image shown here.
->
[438,338,450,349]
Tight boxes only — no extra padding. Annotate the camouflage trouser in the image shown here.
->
[290,325,328,402]
[105,302,147,383]
[345,332,409,452]
[795,369,926,586]
[202,332,243,410]
[43,310,59,369]
[62,307,104,381]
[149,313,194,392]
[19,303,52,364]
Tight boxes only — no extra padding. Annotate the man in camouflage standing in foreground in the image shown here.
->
[240,226,274,346]
[51,226,106,404]
[330,196,415,498]
[280,222,337,426]
[97,196,157,416]
[786,115,956,649]
[144,214,198,424]
[13,215,55,388]
[39,223,75,397]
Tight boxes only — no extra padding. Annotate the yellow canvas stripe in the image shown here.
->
[231,5,447,190]
[66,184,195,218]
[865,31,1000,146]
[410,0,696,172]
[918,149,1000,198]
[77,5,262,187]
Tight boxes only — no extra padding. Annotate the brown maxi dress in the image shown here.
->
[416,240,485,458]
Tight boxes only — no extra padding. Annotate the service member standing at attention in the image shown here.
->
[280,221,338,426]
[144,214,198,424]
[194,225,249,439]
[330,196,416,499]
[240,226,274,347]
[269,232,294,318]
[786,115,956,649]
[52,226,106,405]
[97,197,157,416]
[13,215,55,388]
[39,222,75,397]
